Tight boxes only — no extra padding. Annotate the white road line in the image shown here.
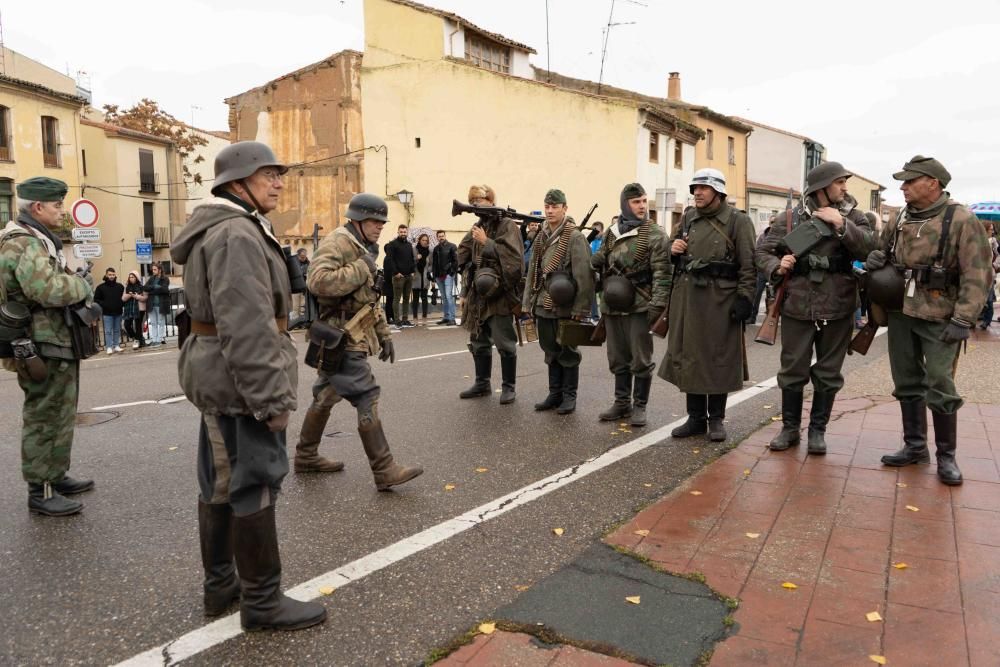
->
[85,351,171,364]
[89,400,156,411]
[114,371,786,667]
[397,349,467,363]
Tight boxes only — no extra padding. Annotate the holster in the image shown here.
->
[305,320,347,373]
[64,302,102,360]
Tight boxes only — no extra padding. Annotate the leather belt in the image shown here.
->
[190,317,288,336]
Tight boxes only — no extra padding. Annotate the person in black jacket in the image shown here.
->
[411,234,433,321]
[94,267,125,353]
[122,270,147,349]
[383,241,396,327]
[432,230,458,325]
[143,263,171,346]
[386,225,416,327]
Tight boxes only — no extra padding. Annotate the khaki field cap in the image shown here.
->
[16,176,68,202]
[544,189,567,205]
[893,155,952,188]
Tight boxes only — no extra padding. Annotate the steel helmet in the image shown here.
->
[804,162,852,197]
[689,168,727,196]
[546,273,577,307]
[866,264,905,311]
[211,141,288,195]
[602,275,636,311]
[346,193,389,222]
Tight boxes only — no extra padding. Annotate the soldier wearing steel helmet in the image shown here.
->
[660,169,756,442]
[756,162,875,455]
[866,155,992,486]
[170,141,327,630]
[296,192,423,489]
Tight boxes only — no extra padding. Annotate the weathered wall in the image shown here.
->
[847,172,884,215]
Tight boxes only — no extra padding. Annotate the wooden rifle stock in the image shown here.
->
[848,320,879,355]
[590,315,607,345]
[649,307,668,338]
[754,274,787,345]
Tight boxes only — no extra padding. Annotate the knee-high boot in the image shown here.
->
[460,353,492,398]
[535,364,564,411]
[881,400,930,466]
[557,366,579,415]
[198,500,240,617]
[360,418,424,491]
[294,404,345,473]
[932,411,963,486]
[707,393,728,442]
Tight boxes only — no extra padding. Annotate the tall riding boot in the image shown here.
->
[931,411,963,486]
[672,394,707,438]
[198,500,240,617]
[769,388,803,451]
[360,418,424,491]
[27,481,82,517]
[294,404,345,473]
[599,373,633,421]
[499,354,517,404]
[881,400,930,466]
[707,394,728,442]
[459,354,493,399]
[232,505,327,631]
[806,391,835,456]
[557,365,579,415]
[535,364,564,411]
[630,375,652,427]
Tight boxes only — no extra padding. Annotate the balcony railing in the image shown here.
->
[43,152,59,168]
[139,172,159,194]
[152,226,170,247]
[0,145,10,161]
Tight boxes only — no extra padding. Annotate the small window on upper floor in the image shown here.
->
[0,178,13,223]
[41,116,60,168]
[706,129,714,160]
[0,106,11,162]
[648,132,659,163]
[674,140,683,169]
[727,136,736,165]
[465,33,511,74]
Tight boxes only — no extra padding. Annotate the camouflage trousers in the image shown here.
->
[17,357,80,484]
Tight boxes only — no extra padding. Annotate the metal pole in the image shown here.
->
[545,0,551,81]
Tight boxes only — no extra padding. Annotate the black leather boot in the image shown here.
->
[535,364,563,411]
[769,389,803,451]
[931,411,963,486]
[52,475,95,495]
[806,391,835,455]
[881,400,930,466]
[557,366,579,415]
[360,418,424,491]
[630,375,652,427]
[199,500,240,617]
[27,481,82,516]
[672,394,707,437]
[459,354,492,399]
[233,505,327,631]
[499,354,517,404]
[599,373,633,421]
[707,394,728,442]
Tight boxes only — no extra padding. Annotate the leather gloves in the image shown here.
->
[730,295,753,322]
[865,250,887,271]
[939,318,971,344]
[378,338,396,363]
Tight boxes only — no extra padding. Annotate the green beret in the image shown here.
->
[621,182,646,200]
[893,155,951,188]
[544,188,567,205]
[16,177,68,202]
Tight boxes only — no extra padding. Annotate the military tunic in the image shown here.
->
[880,195,992,413]
[0,215,92,484]
[659,202,755,394]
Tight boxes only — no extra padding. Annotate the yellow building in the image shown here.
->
[79,118,186,274]
[846,170,885,218]
[0,49,85,229]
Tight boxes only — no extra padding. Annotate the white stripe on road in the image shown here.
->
[91,395,189,411]
[396,349,467,363]
[85,351,172,364]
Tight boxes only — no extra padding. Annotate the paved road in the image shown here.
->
[0,322,890,666]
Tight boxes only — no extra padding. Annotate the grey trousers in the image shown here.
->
[469,314,518,357]
[392,274,413,323]
[777,315,853,394]
[536,316,582,368]
[605,312,654,378]
[198,413,288,517]
[888,312,962,414]
[311,350,381,425]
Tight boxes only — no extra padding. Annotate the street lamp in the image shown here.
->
[396,189,414,224]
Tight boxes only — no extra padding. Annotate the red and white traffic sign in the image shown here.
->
[71,199,99,227]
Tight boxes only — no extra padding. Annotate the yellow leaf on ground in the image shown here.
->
[475,467,488,473]
[690,490,703,496]
[866,611,883,622]
[893,562,908,570]
[514,585,531,592]
[905,505,920,512]
[869,656,887,665]
[633,529,650,537]
[625,596,641,605]
[552,528,564,536]
[318,586,335,595]
[168,446,178,451]
[745,533,761,539]
[619,423,628,427]
[621,429,632,433]
[611,432,619,436]
[643,483,653,488]
[771,416,782,421]
[692,449,700,454]
[743,469,752,476]
[896,482,908,488]
[495,389,502,393]
[763,405,773,409]
[444,484,456,491]
[479,622,496,635]
[463,375,470,379]
[781,582,798,590]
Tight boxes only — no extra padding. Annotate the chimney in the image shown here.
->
[667,72,681,101]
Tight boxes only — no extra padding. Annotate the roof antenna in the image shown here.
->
[597,0,637,95]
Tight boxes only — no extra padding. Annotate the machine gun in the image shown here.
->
[451,199,544,225]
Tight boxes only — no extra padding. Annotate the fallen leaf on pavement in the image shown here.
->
[690,490,703,496]
[893,562,908,570]
[619,423,628,427]
[479,622,496,635]
[444,484,456,491]
[318,586,335,595]
[771,416,782,421]
[896,482,907,488]
[463,375,470,379]
[168,446,178,451]
[514,585,531,592]
[494,389,502,393]
[905,505,920,512]
[745,533,760,539]
[643,483,652,487]
[625,596,641,605]
[866,611,883,622]
[611,432,619,436]
[552,528,564,536]
[869,656,886,665]
[692,449,700,454]
[743,469,752,476]
[781,582,798,590]
[633,529,650,537]
[763,404,773,409]
[475,467,488,473]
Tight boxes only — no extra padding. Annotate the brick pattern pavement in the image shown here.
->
[605,394,1000,666]
[441,630,635,666]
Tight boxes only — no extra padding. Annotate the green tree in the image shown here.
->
[103,99,210,184]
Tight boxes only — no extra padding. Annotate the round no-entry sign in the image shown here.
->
[71,199,100,227]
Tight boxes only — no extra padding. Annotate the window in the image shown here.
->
[648,209,657,223]
[0,179,13,223]
[727,136,736,165]
[143,202,154,238]
[648,131,659,163]
[81,149,87,177]
[674,140,683,169]
[706,129,714,160]
[0,106,11,161]
[465,33,511,73]
[139,149,156,193]
[41,116,60,168]
[870,189,881,213]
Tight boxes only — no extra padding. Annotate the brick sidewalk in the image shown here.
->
[606,395,1000,666]
[443,631,634,666]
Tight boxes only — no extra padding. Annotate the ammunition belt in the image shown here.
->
[191,317,288,336]
[678,259,739,280]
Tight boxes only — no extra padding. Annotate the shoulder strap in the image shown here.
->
[705,217,736,254]
[934,205,957,266]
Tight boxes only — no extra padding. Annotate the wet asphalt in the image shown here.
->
[0,319,891,666]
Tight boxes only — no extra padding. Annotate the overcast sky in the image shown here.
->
[6,0,1000,205]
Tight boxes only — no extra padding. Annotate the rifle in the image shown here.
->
[650,211,692,338]
[451,199,544,225]
[755,191,795,345]
[577,203,599,233]
[849,319,878,355]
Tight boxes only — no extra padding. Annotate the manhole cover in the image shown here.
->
[75,411,119,427]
